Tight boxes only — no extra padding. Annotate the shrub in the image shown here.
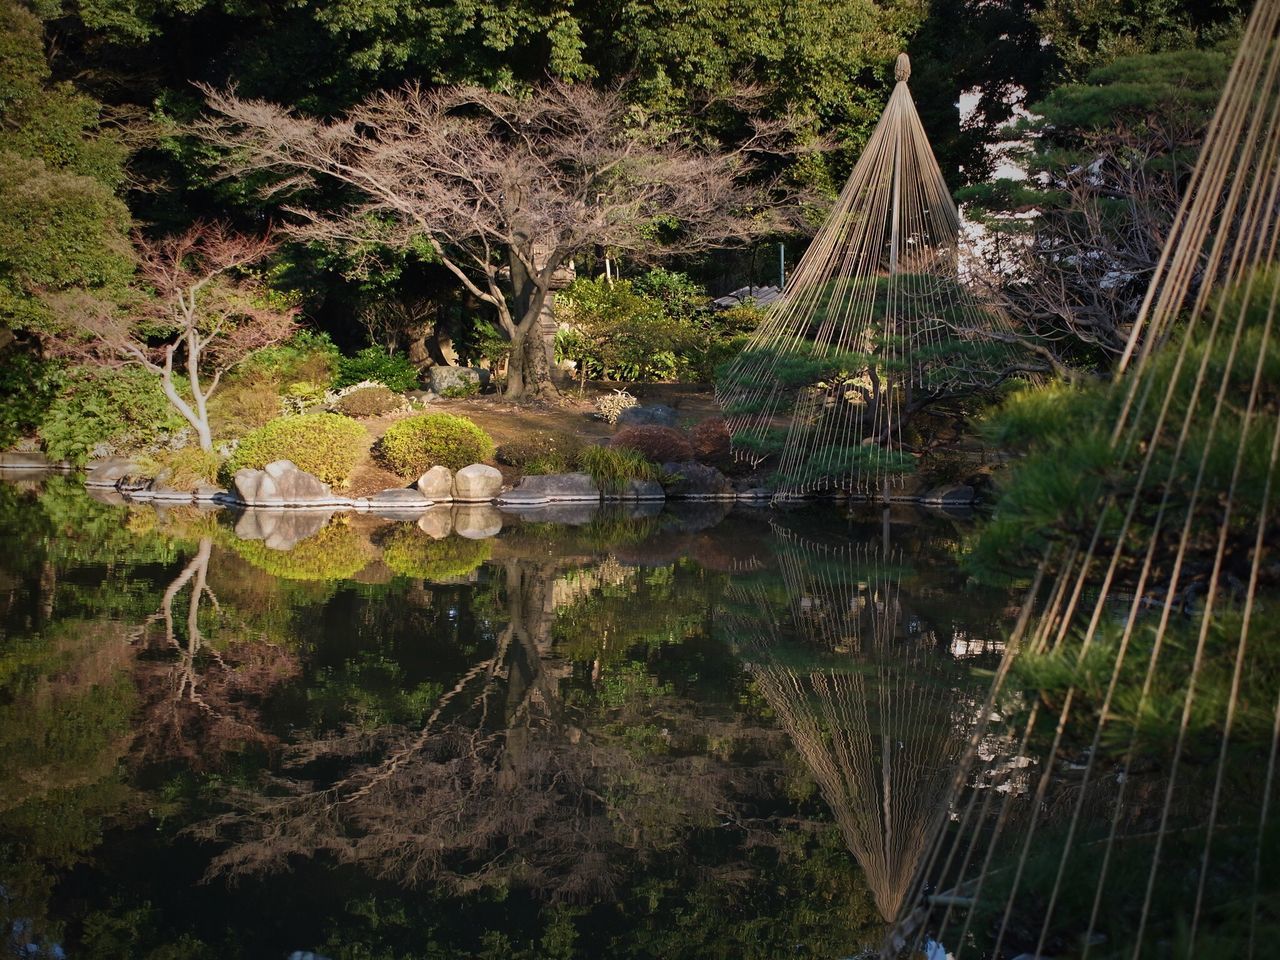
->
[282,379,327,414]
[596,389,638,425]
[39,367,185,465]
[440,379,480,399]
[0,349,60,448]
[334,385,404,418]
[376,413,495,476]
[228,520,373,581]
[148,447,222,489]
[336,346,420,391]
[496,431,585,474]
[688,418,732,462]
[380,526,491,581]
[208,378,282,438]
[609,425,694,463]
[576,445,663,494]
[240,330,341,387]
[226,413,367,487]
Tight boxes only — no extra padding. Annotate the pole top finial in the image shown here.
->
[895,52,911,82]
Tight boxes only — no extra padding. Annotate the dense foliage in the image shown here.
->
[376,412,496,475]
[226,412,367,487]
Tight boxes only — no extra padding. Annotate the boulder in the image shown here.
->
[452,463,503,502]
[452,503,503,539]
[416,465,454,500]
[921,483,976,506]
[500,472,600,503]
[737,487,772,501]
[370,487,433,507]
[417,505,454,539]
[429,365,483,395]
[616,404,679,428]
[194,483,223,502]
[0,451,53,470]
[619,478,665,500]
[84,456,142,487]
[232,460,337,506]
[660,461,733,498]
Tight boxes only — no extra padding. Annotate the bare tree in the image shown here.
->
[195,81,794,399]
[966,116,1206,376]
[49,223,298,450]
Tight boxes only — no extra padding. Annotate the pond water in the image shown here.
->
[0,474,1023,960]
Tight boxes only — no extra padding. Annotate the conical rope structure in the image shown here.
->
[717,54,1025,501]
[894,5,1280,957]
[727,527,975,922]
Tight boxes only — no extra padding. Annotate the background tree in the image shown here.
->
[51,223,297,451]
[959,47,1231,374]
[197,80,790,399]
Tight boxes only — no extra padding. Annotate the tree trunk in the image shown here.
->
[503,320,560,401]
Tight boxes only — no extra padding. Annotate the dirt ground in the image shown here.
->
[345,381,724,498]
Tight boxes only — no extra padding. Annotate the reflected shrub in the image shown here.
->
[380,526,491,581]
[226,520,373,581]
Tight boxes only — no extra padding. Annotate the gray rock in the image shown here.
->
[416,465,454,500]
[737,487,771,501]
[232,460,335,506]
[0,451,52,470]
[417,505,454,539]
[613,478,664,500]
[429,365,482,394]
[452,503,503,539]
[616,404,679,428]
[85,456,141,487]
[194,483,223,502]
[371,487,433,506]
[452,463,503,502]
[660,461,733,498]
[921,483,976,505]
[500,472,600,503]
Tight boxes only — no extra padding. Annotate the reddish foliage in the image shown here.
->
[688,418,731,463]
[609,425,694,463]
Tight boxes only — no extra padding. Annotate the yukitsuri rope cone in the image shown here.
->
[891,4,1280,957]
[727,527,974,922]
[716,53,1023,501]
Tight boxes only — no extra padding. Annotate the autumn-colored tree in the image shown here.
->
[50,222,297,450]
[195,81,793,399]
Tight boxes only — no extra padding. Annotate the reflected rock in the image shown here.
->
[84,485,128,506]
[622,499,664,520]
[452,463,502,502]
[234,508,334,550]
[416,465,454,500]
[417,505,455,539]
[499,501,600,525]
[662,499,734,531]
[453,503,503,539]
[0,451,56,470]
[921,484,976,506]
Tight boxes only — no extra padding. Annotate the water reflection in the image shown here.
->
[0,475,1016,958]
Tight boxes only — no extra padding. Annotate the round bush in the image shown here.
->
[226,412,367,488]
[376,413,495,476]
[334,385,404,418]
[609,425,694,463]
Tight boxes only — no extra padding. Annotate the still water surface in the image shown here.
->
[0,474,1021,959]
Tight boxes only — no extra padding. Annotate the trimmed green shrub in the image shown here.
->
[145,447,222,489]
[376,413,495,476]
[227,520,373,581]
[380,527,491,581]
[226,413,367,487]
[39,366,185,465]
[334,385,404,418]
[576,445,663,493]
[336,346,420,391]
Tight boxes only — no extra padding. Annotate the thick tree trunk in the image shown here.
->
[503,320,560,401]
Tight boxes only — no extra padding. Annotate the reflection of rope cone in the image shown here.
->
[732,529,971,921]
